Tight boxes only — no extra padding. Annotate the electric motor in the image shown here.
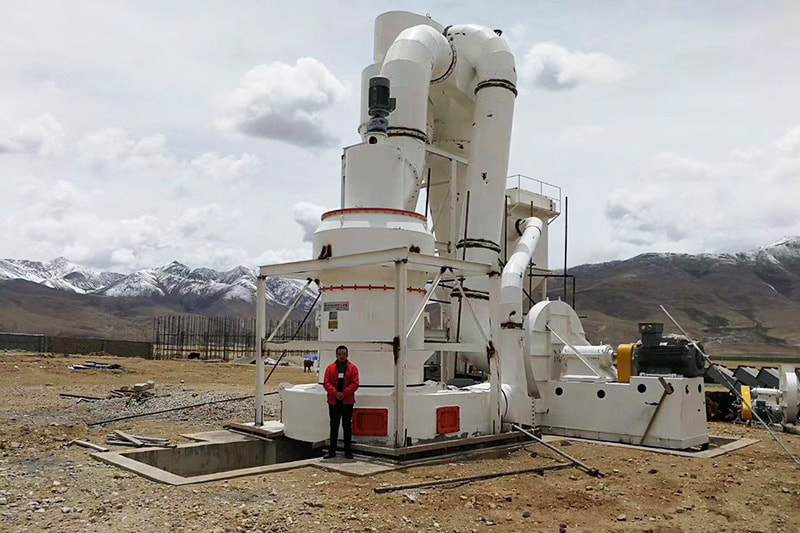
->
[633,322,706,377]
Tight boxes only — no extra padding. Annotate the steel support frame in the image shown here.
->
[257,247,501,446]
[255,276,267,426]
[394,260,408,447]
[259,247,492,279]
[254,278,313,426]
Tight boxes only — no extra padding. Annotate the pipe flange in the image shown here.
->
[450,288,490,301]
[387,127,428,143]
[456,238,502,253]
[432,41,457,84]
[475,78,518,97]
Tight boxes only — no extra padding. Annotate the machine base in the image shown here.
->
[280,381,496,446]
[537,376,709,450]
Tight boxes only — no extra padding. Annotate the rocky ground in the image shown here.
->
[1,351,799,533]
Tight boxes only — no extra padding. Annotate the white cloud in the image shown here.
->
[78,127,260,185]
[557,124,605,144]
[77,127,133,166]
[78,128,179,175]
[190,152,261,182]
[604,125,800,255]
[293,201,328,242]
[520,42,631,91]
[6,177,260,271]
[255,247,312,266]
[220,57,347,147]
[0,114,65,157]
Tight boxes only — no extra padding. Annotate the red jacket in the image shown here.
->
[323,360,359,406]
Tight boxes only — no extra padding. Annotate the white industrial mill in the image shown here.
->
[254,11,709,454]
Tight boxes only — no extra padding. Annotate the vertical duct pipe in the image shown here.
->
[443,25,519,381]
[447,24,517,267]
[379,25,453,209]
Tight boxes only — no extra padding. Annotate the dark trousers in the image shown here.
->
[328,403,353,453]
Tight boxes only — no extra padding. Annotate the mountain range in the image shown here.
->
[555,236,800,360]
[2,237,800,361]
[0,258,317,340]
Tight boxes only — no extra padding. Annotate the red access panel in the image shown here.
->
[437,406,460,434]
[353,408,388,436]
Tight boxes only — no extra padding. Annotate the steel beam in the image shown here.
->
[405,270,443,339]
[406,253,493,276]
[263,340,394,353]
[394,260,408,447]
[259,247,409,277]
[418,342,485,352]
[453,278,490,345]
[265,279,313,344]
[254,276,267,426]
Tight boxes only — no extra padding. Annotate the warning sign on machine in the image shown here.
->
[323,301,350,312]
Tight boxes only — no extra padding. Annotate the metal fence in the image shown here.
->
[151,315,318,361]
[0,332,152,358]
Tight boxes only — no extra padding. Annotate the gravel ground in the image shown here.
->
[1,352,800,533]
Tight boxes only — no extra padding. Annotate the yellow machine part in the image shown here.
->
[740,385,752,421]
[617,343,635,383]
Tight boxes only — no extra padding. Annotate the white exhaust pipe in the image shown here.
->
[379,25,453,210]
[444,25,519,381]
[497,217,543,424]
[501,217,544,320]
[447,24,517,266]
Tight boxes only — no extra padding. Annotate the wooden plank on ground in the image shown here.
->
[113,430,145,447]
[68,440,110,453]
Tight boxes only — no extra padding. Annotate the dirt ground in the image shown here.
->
[1,352,799,533]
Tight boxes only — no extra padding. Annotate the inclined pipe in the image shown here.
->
[379,25,453,210]
[501,218,543,321]
[495,217,543,424]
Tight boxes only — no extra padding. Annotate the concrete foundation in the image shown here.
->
[92,425,759,485]
[92,433,320,485]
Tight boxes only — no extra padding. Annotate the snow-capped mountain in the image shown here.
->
[555,235,800,354]
[0,257,124,293]
[0,257,316,310]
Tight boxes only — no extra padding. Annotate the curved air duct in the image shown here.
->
[501,217,544,320]
[379,25,452,210]
[438,25,519,376]
[376,21,521,387]
[498,217,543,423]
[447,24,517,267]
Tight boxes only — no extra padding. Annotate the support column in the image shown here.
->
[255,275,267,426]
[488,272,502,434]
[393,260,408,447]
[449,158,457,258]
[441,351,454,383]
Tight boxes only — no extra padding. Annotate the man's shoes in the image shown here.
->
[344,451,354,459]
[325,452,336,459]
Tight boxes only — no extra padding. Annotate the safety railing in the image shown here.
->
[506,174,562,213]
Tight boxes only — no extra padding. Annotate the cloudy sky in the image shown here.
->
[2,0,800,273]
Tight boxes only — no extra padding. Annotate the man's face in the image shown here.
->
[336,349,348,363]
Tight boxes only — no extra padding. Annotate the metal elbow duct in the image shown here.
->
[441,23,518,375]
[379,25,453,209]
[446,24,517,88]
[501,217,544,319]
[446,24,517,266]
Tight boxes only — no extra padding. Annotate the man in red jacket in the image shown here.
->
[323,345,360,458]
